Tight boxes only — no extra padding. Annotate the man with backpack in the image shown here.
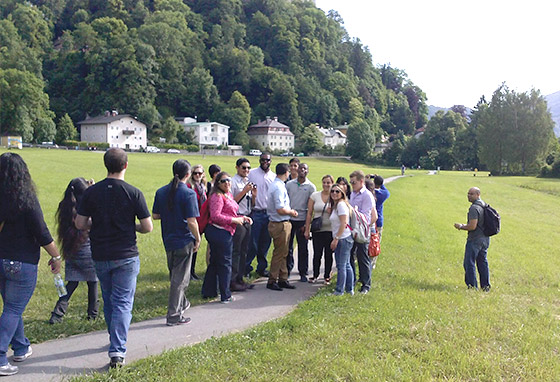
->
[454,187,493,291]
[349,170,376,294]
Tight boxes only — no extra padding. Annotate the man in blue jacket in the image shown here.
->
[373,175,390,269]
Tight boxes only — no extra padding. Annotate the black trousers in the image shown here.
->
[350,241,372,291]
[232,221,251,284]
[287,220,309,276]
[311,231,334,279]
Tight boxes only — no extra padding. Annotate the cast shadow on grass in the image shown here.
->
[398,275,455,292]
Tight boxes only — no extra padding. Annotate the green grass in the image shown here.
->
[71,169,560,381]
[0,148,399,343]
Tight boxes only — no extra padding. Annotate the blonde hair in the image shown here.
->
[329,184,352,211]
[187,164,207,189]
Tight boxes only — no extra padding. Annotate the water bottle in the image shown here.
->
[54,273,67,297]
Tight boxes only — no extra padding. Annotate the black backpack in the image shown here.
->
[482,204,500,237]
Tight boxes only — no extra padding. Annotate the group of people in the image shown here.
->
[0,148,495,377]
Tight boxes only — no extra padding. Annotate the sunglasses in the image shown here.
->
[193,172,203,176]
[219,178,232,184]
[330,189,342,194]
[241,166,251,170]
[259,158,271,162]
[350,180,357,185]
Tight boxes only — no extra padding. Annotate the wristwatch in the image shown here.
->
[334,235,340,240]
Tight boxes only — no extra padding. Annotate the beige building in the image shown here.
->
[247,116,294,150]
[78,112,147,150]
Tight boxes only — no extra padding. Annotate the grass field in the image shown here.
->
[66,164,560,381]
[0,148,400,343]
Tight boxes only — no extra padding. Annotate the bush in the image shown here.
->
[62,141,109,149]
[186,144,199,152]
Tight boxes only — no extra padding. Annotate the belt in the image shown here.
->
[252,209,267,213]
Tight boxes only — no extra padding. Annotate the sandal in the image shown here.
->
[324,278,331,285]
[308,277,317,283]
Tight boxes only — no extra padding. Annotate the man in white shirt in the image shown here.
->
[231,158,256,291]
[286,163,316,281]
[246,153,276,277]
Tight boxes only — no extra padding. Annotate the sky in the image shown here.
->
[314,0,560,108]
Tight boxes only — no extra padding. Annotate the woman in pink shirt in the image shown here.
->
[201,172,252,303]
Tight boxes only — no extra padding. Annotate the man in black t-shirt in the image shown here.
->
[76,148,152,368]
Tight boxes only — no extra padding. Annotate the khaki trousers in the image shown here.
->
[267,220,292,283]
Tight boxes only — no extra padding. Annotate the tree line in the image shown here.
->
[0,0,426,154]
[380,84,558,176]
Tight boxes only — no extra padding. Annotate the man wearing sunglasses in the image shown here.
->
[246,153,276,277]
[231,158,256,291]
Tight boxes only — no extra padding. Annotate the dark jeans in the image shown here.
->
[246,211,271,275]
[232,222,251,284]
[464,237,490,289]
[52,280,99,319]
[0,260,37,366]
[311,231,333,279]
[350,241,372,291]
[202,225,233,301]
[166,242,194,324]
[287,220,309,276]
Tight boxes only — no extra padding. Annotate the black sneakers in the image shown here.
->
[109,356,125,369]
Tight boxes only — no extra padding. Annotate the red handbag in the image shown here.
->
[368,229,381,257]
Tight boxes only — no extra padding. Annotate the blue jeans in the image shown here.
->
[334,236,354,294]
[202,225,233,301]
[463,237,490,289]
[0,260,37,366]
[95,257,140,358]
[246,211,271,274]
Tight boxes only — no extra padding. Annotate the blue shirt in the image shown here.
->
[152,182,199,251]
[267,178,291,222]
[374,185,390,227]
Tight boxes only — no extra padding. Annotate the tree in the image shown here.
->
[221,91,251,146]
[298,124,323,154]
[477,84,554,175]
[345,120,375,160]
[0,68,54,142]
[55,113,78,143]
[161,116,181,144]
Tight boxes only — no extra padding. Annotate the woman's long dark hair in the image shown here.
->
[0,153,37,221]
[56,178,89,259]
[168,159,191,211]
[210,171,230,196]
[336,176,351,198]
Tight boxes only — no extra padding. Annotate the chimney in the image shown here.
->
[111,110,118,116]
[104,110,110,116]
[273,116,278,122]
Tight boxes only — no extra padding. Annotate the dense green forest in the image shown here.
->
[0,0,428,152]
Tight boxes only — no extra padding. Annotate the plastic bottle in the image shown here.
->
[54,273,67,297]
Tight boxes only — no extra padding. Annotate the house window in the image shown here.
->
[204,127,207,132]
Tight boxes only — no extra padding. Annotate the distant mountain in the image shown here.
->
[427,105,448,119]
[545,91,560,137]
[427,105,472,120]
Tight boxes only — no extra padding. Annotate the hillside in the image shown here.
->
[545,91,560,137]
[0,0,428,145]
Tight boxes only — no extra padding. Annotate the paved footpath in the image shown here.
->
[9,175,403,382]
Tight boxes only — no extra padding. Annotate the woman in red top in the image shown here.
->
[201,172,252,303]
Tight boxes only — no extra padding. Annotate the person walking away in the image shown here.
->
[152,159,200,326]
[266,163,298,291]
[186,165,207,281]
[329,184,354,295]
[454,187,491,291]
[202,172,252,302]
[286,163,316,281]
[0,153,62,376]
[75,148,153,368]
[231,158,256,291]
[304,175,335,284]
[246,153,275,277]
[348,170,376,294]
[49,178,99,324]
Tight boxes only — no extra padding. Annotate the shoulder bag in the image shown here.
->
[310,201,328,232]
